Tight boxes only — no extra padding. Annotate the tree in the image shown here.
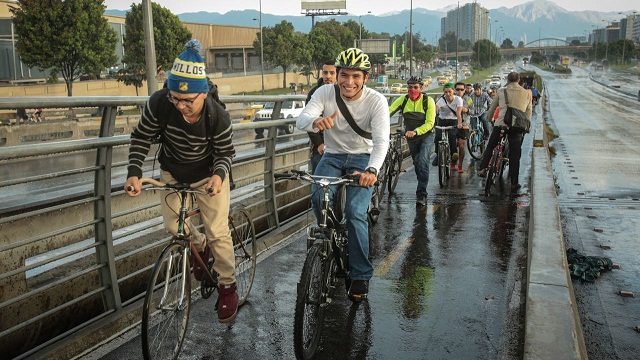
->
[313,19,357,50]
[116,63,145,96]
[500,38,515,49]
[307,26,342,79]
[518,41,525,48]
[122,2,192,74]
[570,39,581,46]
[471,39,500,69]
[255,20,309,88]
[10,0,118,96]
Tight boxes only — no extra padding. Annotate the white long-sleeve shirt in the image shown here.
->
[297,84,390,172]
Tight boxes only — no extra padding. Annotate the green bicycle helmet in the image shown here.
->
[335,48,371,72]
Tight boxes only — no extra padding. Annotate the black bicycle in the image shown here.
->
[367,159,387,226]
[386,127,405,194]
[434,125,456,188]
[275,170,361,360]
[133,177,257,360]
[484,127,510,196]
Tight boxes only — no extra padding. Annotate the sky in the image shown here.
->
[104,0,638,16]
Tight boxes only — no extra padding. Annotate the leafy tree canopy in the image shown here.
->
[254,20,309,88]
[123,2,192,72]
[10,0,118,96]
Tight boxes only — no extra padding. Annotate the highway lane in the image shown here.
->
[543,65,640,359]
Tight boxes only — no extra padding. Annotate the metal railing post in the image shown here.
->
[263,101,283,229]
[93,105,122,311]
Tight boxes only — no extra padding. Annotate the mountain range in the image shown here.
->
[106,0,631,46]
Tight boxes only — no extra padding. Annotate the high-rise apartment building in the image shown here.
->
[440,2,489,44]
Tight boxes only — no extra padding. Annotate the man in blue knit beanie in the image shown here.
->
[125,39,240,323]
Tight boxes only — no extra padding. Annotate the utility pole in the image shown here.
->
[142,0,158,94]
[409,0,413,77]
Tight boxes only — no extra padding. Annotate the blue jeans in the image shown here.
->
[312,153,374,281]
[471,113,492,138]
[408,132,435,197]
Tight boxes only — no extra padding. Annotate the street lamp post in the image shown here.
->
[358,11,371,47]
[259,1,264,94]
[409,0,413,77]
[618,12,626,65]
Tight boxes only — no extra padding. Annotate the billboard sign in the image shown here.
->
[360,39,390,55]
[301,0,346,11]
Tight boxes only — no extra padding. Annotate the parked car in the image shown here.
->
[390,83,404,93]
[253,100,305,135]
[423,76,433,85]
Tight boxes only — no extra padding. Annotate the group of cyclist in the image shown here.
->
[123,40,532,323]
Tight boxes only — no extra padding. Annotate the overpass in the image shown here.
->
[441,43,640,60]
[0,93,584,359]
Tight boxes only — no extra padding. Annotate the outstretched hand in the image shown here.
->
[313,110,339,131]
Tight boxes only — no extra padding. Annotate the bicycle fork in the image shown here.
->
[159,246,189,311]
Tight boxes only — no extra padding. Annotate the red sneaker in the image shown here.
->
[217,283,239,323]
[193,246,210,282]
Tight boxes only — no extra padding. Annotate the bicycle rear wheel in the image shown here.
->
[141,242,191,360]
[387,152,402,194]
[484,148,502,196]
[294,243,327,360]
[467,130,484,160]
[229,206,257,306]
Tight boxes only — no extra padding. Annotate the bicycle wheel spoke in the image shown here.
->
[294,244,326,360]
[229,207,257,306]
[142,243,190,360]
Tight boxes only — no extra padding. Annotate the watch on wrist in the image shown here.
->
[365,167,378,176]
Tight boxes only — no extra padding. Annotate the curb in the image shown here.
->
[524,91,587,359]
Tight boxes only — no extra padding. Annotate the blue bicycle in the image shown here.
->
[467,111,487,160]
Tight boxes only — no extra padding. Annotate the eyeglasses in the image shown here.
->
[455,88,465,91]
[408,85,421,90]
[167,92,200,108]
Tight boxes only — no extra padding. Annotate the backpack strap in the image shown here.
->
[391,94,429,116]
[333,85,372,140]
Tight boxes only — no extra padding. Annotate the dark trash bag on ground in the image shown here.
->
[566,248,613,282]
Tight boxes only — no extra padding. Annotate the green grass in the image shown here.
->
[607,64,640,74]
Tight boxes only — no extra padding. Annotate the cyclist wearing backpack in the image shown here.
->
[389,76,436,207]
[470,83,492,138]
[124,40,238,323]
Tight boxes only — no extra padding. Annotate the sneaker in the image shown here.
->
[431,157,438,167]
[458,165,464,173]
[416,195,426,207]
[452,153,459,162]
[193,246,210,282]
[217,283,239,323]
[511,183,522,192]
[477,169,487,178]
[348,280,369,303]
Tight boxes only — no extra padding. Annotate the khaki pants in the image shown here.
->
[160,170,236,285]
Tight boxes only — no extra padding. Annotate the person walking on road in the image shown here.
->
[478,72,532,192]
[305,60,337,173]
[389,76,436,207]
[297,48,390,302]
[124,39,239,323]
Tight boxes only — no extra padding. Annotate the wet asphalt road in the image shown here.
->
[544,66,640,359]
[96,131,533,358]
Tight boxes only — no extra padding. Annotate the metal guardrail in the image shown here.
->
[0,95,317,359]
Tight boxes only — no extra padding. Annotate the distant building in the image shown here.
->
[440,2,489,44]
[0,0,261,83]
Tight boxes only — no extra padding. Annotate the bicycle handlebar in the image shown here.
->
[127,177,212,193]
[274,170,363,187]
[434,125,456,130]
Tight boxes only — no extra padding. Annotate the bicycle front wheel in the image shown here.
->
[467,130,484,160]
[377,160,388,201]
[141,242,191,360]
[387,152,402,194]
[294,243,327,360]
[438,144,447,188]
[229,206,257,306]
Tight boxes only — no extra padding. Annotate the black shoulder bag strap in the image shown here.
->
[334,84,372,140]
[503,88,510,107]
